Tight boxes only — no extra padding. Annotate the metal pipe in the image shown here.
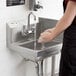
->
[36,62,40,76]
[51,55,56,76]
[41,60,43,76]
[24,58,40,76]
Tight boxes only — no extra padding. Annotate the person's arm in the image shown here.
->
[38,1,76,43]
[53,1,76,36]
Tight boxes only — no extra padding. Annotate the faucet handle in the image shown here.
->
[34,1,43,11]
[21,25,34,36]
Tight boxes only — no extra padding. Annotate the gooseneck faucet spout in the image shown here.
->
[22,12,36,36]
[27,12,36,32]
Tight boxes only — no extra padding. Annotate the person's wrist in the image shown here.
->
[47,27,55,33]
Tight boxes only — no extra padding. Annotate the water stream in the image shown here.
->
[34,23,37,50]
[33,24,45,51]
[41,43,45,50]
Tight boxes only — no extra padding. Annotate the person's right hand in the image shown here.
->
[38,28,55,43]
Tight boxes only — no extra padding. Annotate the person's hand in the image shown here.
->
[38,28,55,43]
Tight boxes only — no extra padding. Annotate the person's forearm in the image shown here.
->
[53,14,73,36]
[38,1,76,43]
[52,1,76,38]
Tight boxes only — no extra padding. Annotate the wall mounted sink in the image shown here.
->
[6,17,63,61]
[19,40,61,58]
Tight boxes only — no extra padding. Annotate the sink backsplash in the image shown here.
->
[6,18,63,46]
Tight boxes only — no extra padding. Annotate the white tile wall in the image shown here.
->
[0,0,63,76]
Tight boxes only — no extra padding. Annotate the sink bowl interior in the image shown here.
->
[19,40,61,51]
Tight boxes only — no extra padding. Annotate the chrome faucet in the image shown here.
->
[27,12,36,33]
[22,12,36,36]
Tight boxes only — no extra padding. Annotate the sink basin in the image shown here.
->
[10,40,62,61]
[19,40,59,50]
[6,17,63,61]
[19,40,62,58]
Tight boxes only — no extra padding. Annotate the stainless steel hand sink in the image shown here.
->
[19,40,62,58]
[6,17,63,61]
[19,40,59,50]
